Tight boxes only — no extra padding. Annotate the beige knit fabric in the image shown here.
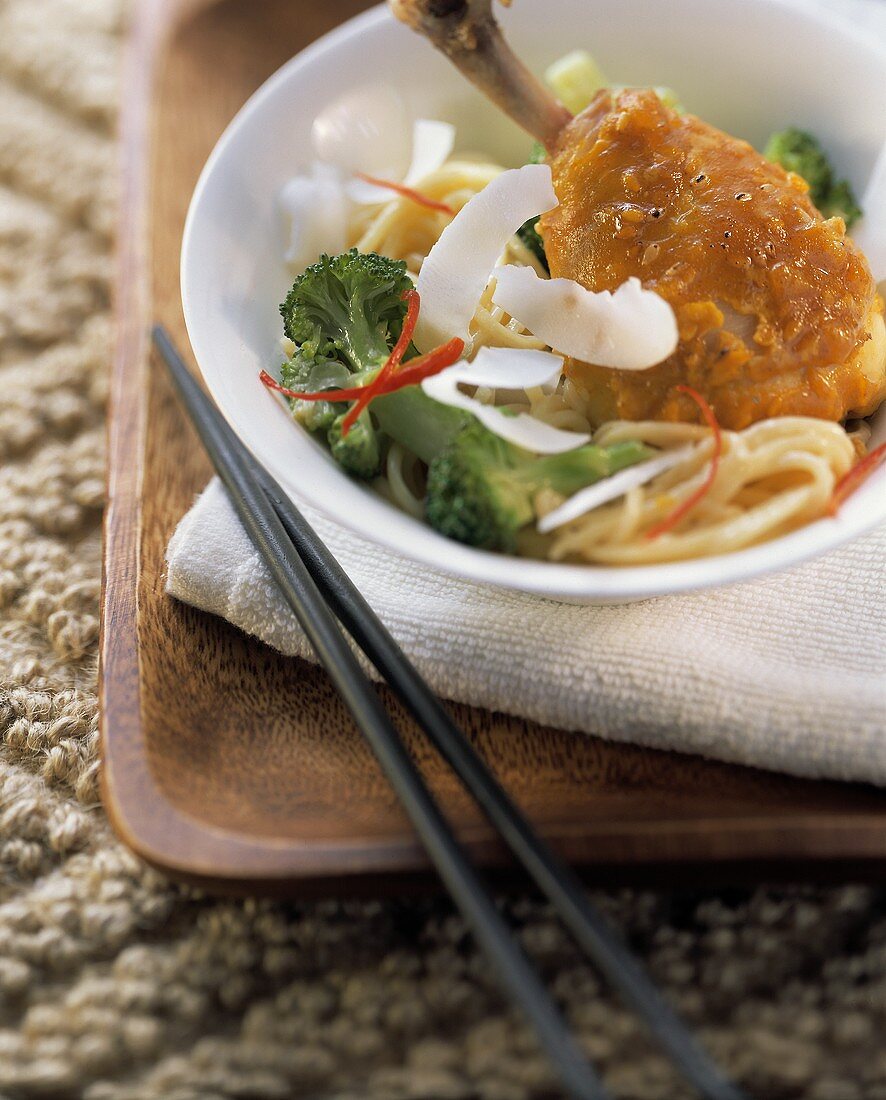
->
[2,3,886,1098]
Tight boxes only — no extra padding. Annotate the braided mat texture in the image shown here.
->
[2,2,886,1097]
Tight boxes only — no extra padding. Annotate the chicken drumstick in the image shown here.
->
[391,0,886,429]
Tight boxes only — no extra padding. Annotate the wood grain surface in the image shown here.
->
[100,0,886,893]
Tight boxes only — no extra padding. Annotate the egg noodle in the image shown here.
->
[345,159,860,564]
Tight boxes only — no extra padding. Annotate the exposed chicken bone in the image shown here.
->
[389,0,571,150]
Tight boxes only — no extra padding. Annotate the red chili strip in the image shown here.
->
[339,392,372,435]
[389,289,421,372]
[355,172,455,215]
[260,291,421,409]
[378,336,464,391]
[259,370,361,402]
[828,441,886,516]
[339,335,463,436]
[341,288,421,435]
[259,336,465,432]
[646,385,723,540]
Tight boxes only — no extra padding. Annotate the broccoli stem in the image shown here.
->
[341,312,391,373]
[372,385,471,465]
[477,438,652,539]
[375,386,652,551]
[517,440,652,497]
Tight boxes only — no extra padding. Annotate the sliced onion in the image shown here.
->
[415,164,559,351]
[311,83,411,179]
[853,139,886,282]
[421,346,591,454]
[492,265,679,371]
[278,163,348,272]
[537,444,697,532]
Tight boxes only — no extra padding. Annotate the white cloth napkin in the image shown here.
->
[167,0,886,785]
[166,478,886,786]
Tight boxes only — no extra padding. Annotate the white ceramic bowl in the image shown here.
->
[182,0,886,603]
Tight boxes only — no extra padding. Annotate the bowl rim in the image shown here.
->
[181,0,886,601]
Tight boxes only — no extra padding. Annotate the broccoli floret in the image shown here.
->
[820,178,862,227]
[279,350,350,432]
[371,383,651,550]
[280,249,413,372]
[765,129,831,199]
[327,409,382,479]
[516,217,549,272]
[277,249,415,474]
[425,421,652,552]
[764,128,862,228]
[516,146,551,270]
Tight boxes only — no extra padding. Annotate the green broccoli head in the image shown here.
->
[280,249,414,373]
[516,146,550,270]
[425,421,651,553]
[327,409,382,480]
[764,128,862,228]
[819,178,863,227]
[279,349,350,433]
[426,424,534,552]
[516,218,549,272]
[276,249,415,466]
[765,129,832,199]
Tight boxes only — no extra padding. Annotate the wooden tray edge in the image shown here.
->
[98,0,886,891]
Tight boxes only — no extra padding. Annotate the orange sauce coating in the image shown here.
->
[541,89,884,428]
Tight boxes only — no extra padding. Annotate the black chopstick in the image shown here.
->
[153,326,608,1100]
[153,325,746,1100]
[251,459,746,1100]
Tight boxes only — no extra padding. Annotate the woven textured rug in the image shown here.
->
[2,2,886,1097]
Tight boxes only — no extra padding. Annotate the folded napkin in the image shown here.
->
[168,0,886,785]
[167,477,886,786]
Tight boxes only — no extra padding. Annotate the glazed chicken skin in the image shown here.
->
[542,87,886,428]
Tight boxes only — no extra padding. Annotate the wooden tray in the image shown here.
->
[100,0,886,893]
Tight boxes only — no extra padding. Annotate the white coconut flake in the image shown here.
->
[281,85,457,267]
[404,119,456,185]
[311,83,412,179]
[537,444,697,532]
[853,138,886,283]
[347,117,456,204]
[415,164,559,351]
[447,346,564,389]
[421,347,591,454]
[492,265,679,370]
[278,163,348,272]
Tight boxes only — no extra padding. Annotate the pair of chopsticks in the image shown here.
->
[153,325,746,1100]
